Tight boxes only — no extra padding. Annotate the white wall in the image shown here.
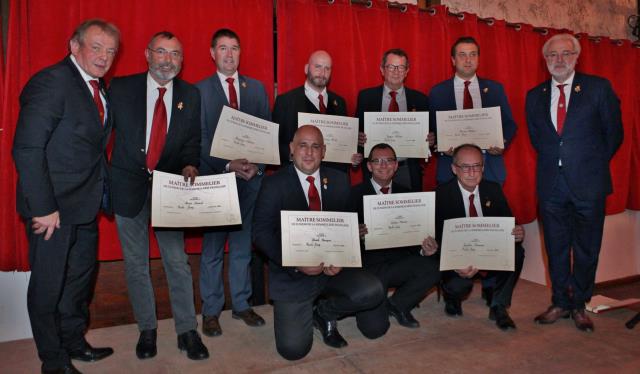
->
[0,271,32,342]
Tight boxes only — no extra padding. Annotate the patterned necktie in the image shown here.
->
[556,84,567,134]
[463,80,473,109]
[388,91,399,112]
[226,77,238,109]
[380,186,390,194]
[89,80,105,125]
[468,193,478,217]
[146,87,167,171]
[318,94,327,114]
[306,176,321,211]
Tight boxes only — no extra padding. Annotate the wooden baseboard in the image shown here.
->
[595,275,640,289]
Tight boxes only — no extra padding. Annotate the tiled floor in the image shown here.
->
[2,280,639,373]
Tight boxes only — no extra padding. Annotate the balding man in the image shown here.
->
[253,125,385,360]
[526,33,623,332]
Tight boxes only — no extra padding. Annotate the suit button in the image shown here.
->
[141,148,145,152]
[141,167,145,170]
[148,176,152,181]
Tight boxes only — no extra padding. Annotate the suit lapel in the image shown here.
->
[450,182,467,218]
[165,79,182,146]
[66,57,103,130]
[537,80,557,135]
[238,75,248,111]
[318,168,333,210]
[210,75,229,107]
[445,78,456,110]
[287,165,309,210]
[564,73,584,134]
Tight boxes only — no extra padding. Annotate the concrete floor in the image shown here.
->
[1,280,639,374]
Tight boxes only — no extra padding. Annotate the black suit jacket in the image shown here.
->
[13,56,111,223]
[355,85,429,192]
[109,73,201,217]
[252,165,351,301]
[272,86,348,170]
[349,181,420,267]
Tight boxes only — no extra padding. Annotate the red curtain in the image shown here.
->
[0,0,274,270]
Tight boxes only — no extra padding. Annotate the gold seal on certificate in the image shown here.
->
[363,192,435,250]
[210,106,280,165]
[363,112,430,159]
[435,107,504,151]
[439,217,515,271]
[298,112,358,164]
[151,171,242,228]
[280,211,362,267]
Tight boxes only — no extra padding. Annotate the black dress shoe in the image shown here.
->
[388,301,420,328]
[489,305,516,330]
[481,287,494,307]
[444,299,463,317]
[232,308,266,327]
[177,330,209,360]
[42,363,82,374]
[68,344,114,362]
[312,308,348,348]
[136,329,157,359]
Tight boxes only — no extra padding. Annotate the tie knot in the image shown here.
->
[306,175,315,184]
[464,80,471,87]
[318,93,324,101]
[380,186,390,194]
[557,84,567,90]
[89,80,100,90]
[226,77,235,84]
[389,91,397,99]
[469,193,475,203]
[158,87,167,97]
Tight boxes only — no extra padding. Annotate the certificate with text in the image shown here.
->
[151,171,242,228]
[439,217,515,271]
[363,192,435,250]
[210,106,280,165]
[436,107,504,151]
[363,112,430,158]
[281,211,362,268]
[298,113,358,164]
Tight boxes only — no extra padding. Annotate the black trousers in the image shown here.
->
[272,268,385,361]
[26,219,98,370]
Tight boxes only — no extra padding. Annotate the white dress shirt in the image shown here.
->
[304,81,328,112]
[381,84,407,112]
[458,182,483,217]
[217,70,241,109]
[550,71,575,132]
[453,74,482,110]
[294,166,322,207]
[370,178,392,195]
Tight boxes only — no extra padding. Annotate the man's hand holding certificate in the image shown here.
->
[281,211,362,267]
[436,107,504,151]
[298,113,358,164]
[439,217,515,271]
[151,171,242,227]
[210,106,280,165]
[364,112,430,158]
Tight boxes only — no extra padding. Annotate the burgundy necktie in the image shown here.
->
[226,77,238,109]
[146,87,167,171]
[463,80,473,109]
[318,94,327,114]
[306,176,321,211]
[388,91,399,112]
[380,186,390,194]
[468,194,478,217]
[89,80,105,125]
[556,84,567,134]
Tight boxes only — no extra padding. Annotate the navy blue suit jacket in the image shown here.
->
[525,72,623,201]
[252,165,351,301]
[429,78,517,185]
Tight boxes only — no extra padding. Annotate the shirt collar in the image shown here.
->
[383,84,404,96]
[146,72,174,90]
[294,165,321,183]
[370,178,392,194]
[304,80,328,99]
[217,70,239,84]
[457,181,479,199]
[454,74,477,85]
[69,55,96,83]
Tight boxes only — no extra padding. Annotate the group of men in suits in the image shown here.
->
[13,14,622,371]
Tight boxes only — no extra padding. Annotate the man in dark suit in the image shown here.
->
[356,49,430,192]
[429,37,517,186]
[253,125,385,361]
[272,50,358,172]
[526,33,623,332]
[110,31,208,361]
[197,28,269,338]
[436,144,525,330]
[350,143,440,329]
[12,19,119,374]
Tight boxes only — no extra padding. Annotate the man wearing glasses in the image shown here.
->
[356,49,429,192]
[436,144,525,330]
[526,34,623,332]
[110,31,208,360]
[349,143,440,330]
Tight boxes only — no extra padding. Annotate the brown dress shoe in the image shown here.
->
[232,308,266,327]
[534,305,570,324]
[202,315,222,337]
[571,309,594,332]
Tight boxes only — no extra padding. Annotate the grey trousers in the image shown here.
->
[115,196,197,335]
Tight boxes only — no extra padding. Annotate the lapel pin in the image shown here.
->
[322,177,328,190]
[241,81,247,88]
[574,85,581,93]
[411,108,417,111]
[543,87,547,92]
[483,87,489,93]
[485,200,491,207]
[177,102,184,110]
[333,99,338,107]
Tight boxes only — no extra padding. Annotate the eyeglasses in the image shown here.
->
[384,64,408,72]
[454,163,483,173]
[544,51,577,60]
[369,158,397,165]
[148,47,183,59]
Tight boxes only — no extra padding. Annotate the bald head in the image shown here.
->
[290,125,326,175]
[304,50,332,92]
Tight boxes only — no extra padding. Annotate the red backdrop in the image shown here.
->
[1,0,638,271]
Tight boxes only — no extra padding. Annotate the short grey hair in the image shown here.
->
[542,33,581,56]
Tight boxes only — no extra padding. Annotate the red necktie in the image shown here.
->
[388,91,399,112]
[89,80,105,125]
[468,194,478,217]
[556,84,567,134]
[380,186,390,194]
[306,176,321,211]
[146,87,167,171]
[318,94,327,114]
[226,77,238,109]
[463,80,473,109]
